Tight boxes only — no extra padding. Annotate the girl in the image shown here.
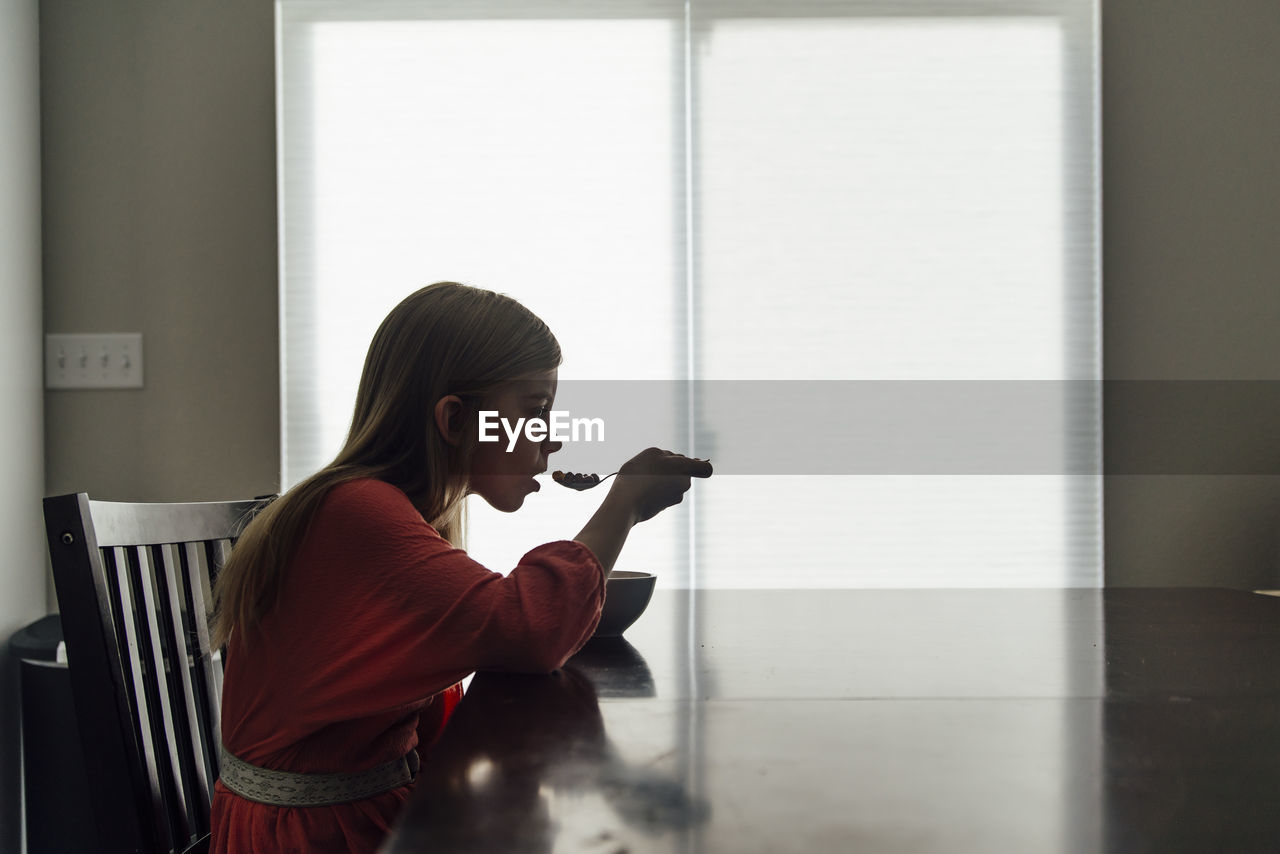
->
[208,281,710,853]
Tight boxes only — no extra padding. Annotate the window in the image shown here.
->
[277,0,1100,588]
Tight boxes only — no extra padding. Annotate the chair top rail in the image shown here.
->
[71,495,268,548]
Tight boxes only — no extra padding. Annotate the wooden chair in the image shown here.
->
[43,493,272,854]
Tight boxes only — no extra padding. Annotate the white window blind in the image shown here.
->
[277,0,1100,588]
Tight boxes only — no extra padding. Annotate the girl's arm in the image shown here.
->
[572,448,713,576]
[573,491,638,577]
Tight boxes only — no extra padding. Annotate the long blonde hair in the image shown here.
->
[211,282,561,650]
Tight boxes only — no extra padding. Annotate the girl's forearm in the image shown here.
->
[572,493,638,577]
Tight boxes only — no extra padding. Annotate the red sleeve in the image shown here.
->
[275,479,606,727]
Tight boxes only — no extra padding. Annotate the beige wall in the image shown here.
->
[36,1,1280,590]
[41,0,279,511]
[1102,0,1280,586]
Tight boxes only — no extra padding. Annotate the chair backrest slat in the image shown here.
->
[45,493,271,854]
[203,541,231,708]
[105,543,176,851]
[126,544,187,851]
[144,543,204,842]
[155,542,214,829]
[182,541,224,802]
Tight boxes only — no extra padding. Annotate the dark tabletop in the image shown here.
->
[379,588,1280,853]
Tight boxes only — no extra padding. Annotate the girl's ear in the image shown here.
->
[433,395,466,446]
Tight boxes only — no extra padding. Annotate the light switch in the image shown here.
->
[45,333,144,389]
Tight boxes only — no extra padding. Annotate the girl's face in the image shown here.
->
[465,369,562,512]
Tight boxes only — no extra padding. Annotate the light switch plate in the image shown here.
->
[45,333,144,389]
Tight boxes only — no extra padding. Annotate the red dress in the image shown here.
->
[210,478,606,853]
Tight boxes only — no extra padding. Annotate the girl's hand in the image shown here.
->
[608,448,713,524]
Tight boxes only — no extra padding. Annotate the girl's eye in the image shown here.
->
[532,406,548,419]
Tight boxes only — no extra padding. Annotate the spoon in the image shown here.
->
[551,470,618,491]
[553,457,711,491]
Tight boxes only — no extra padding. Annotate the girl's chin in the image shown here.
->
[469,476,539,512]
[476,490,528,513]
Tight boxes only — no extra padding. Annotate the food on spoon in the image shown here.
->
[551,470,601,490]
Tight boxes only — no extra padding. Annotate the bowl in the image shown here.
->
[594,571,656,638]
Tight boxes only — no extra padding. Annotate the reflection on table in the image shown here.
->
[387,639,707,853]
[381,589,1280,853]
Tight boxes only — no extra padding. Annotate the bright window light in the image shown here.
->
[278,2,1100,588]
